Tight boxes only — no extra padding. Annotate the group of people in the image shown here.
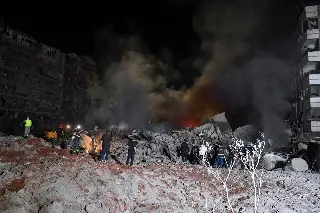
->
[179,139,232,168]
[19,118,232,168]
[67,127,138,166]
[98,129,138,166]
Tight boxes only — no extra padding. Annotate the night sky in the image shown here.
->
[1,0,302,60]
[1,1,197,58]
[0,0,311,130]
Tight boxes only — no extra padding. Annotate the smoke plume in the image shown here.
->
[186,0,293,146]
[89,0,293,147]
[88,33,184,129]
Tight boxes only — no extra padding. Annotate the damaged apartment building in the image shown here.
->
[292,5,320,141]
[0,21,99,128]
[291,4,320,169]
[0,22,65,126]
[62,53,99,123]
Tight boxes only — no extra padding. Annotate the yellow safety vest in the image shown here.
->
[25,119,32,127]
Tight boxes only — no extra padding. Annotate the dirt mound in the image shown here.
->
[0,135,320,212]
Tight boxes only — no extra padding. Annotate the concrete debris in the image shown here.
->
[260,152,289,171]
[110,122,234,165]
[284,158,309,172]
[0,125,319,212]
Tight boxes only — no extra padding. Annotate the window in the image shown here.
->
[48,49,56,58]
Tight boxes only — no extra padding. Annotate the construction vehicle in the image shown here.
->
[44,130,57,140]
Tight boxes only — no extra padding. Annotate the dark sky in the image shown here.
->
[0,0,304,90]
[1,0,302,58]
[0,0,197,58]
[0,0,309,129]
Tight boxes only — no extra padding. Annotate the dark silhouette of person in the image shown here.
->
[126,136,138,166]
[100,131,112,162]
[181,140,189,162]
[190,146,200,164]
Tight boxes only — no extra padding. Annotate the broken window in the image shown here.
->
[47,49,56,58]
[2,69,8,76]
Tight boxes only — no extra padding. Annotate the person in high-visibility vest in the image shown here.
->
[22,117,32,136]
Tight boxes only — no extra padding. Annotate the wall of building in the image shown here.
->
[62,53,99,124]
[291,5,320,143]
[0,21,101,132]
[0,23,65,129]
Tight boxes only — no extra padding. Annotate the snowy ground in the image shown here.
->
[0,136,320,213]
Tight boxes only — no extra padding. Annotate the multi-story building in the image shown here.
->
[0,21,65,128]
[62,53,99,123]
[291,4,320,170]
[292,5,320,141]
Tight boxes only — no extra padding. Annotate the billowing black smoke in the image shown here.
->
[87,0,296,147]
[88,50,165,129]
[217,55,293,147]
[190,0,294,147]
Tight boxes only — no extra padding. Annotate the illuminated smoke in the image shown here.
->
[186,0,293,145]
[88,0,293,147]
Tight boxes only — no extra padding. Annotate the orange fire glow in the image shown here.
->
[174,81,224,128]
[179,119,200,128]
[79,132,103,153]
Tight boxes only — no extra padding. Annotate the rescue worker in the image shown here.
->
[215,145,225,168]
[57,124,64,148]
[190,146,200,164]
[199,142,208,162]
[71,130,81,154]
[180,139,189,162]
[91,124,99,154]
[89,127,96,155]
[22,117,32,136]
[212,144,219,161]
[226,145,234,167]
[99,130,112,162]
[126,131,138,166]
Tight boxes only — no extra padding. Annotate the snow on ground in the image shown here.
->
[0,136,320,213]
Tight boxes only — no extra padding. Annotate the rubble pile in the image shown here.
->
[0,134,320,212]
[109,121,234,165]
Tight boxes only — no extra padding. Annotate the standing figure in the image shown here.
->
[126,134,138,166]
[180,139,189,162]
[89,127,96,154]
[22,117,32,136]
[199,143,208,162]
[71,131,81,154]
[215,145,225,168]
[190,146,200,164]
[57,124,64,148]
[99,130,112,162]
[92,125,100,154]
[226,145,234,167]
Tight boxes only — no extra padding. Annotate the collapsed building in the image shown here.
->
[70,113,233,165]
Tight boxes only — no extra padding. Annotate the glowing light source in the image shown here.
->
[180,119,199,128]
[76,125,81,129]
[66,124,71,129]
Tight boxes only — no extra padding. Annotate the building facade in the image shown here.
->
[291,4,320,171]
[0,22,65,127]
[62,53,99,123]
[291,5,320,142]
